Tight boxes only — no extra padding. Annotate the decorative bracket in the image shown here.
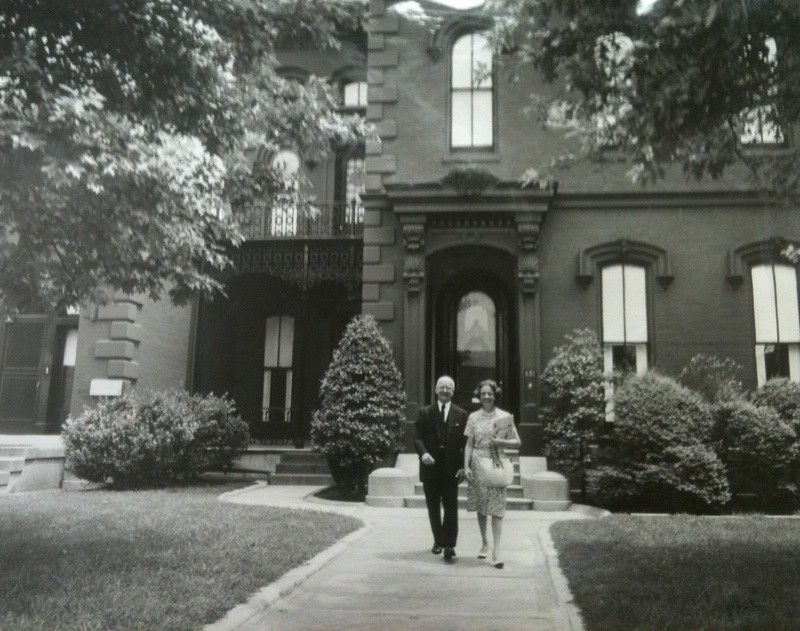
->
[403,224,425,252]
[404,253,425,294]
[517,223,540,252]
[518,253,540,295]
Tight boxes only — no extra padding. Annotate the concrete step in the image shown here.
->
[277,451,327,465]
[275,463,332,474]
[413,482,524,498]
[404,495,533,510]
[0,457,24,474]
[0,446,32,459]
[269,473,334,486]
[0,470,9,489]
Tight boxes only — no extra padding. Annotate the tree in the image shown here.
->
[540,329,606,499]
[310,314,406,497]
[489,0,800,201]
[0,0,368,311]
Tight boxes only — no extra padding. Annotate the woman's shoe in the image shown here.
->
[493,561,505,569]
[478,545,489,559]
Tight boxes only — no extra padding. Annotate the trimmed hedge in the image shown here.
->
[590,372,730,513]
[712,399,798,509]
[63,390,248,488]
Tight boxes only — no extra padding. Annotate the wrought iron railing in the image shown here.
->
[238,200,364,239]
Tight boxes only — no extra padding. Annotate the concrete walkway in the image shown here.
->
[207,483,590,631]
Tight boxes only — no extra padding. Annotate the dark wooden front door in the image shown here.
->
[434,271,514,413]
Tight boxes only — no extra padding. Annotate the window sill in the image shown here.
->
[442,152,500,164]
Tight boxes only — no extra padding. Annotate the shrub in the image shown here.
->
[540,329,606,498]
[63,390,248,487]
[611,372,714,461]
[310,314,406,495]
[590,372,731,513]
[752,378,800,433]
[712,399,798,509]
[679,354,745,403]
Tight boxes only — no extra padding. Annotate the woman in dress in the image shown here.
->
[463,379,521,569]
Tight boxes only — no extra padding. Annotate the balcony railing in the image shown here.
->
[238,200,364,239]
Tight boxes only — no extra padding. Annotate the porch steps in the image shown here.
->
[269,451,334,486]
[0,446,29,494]
[0,439,65,492]
[402,451,534,510]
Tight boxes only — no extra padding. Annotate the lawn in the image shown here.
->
[551,515,800,631]
[0,483,361,631]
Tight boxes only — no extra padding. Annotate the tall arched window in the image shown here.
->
[270,149,300,236]
[601,264,649,375]
[751,263,800,384]
[450,32,494,149]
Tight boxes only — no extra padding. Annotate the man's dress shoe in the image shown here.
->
[431,545,443,555]
[444,547,456,561]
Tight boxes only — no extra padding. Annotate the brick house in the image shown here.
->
[2,0,798,457]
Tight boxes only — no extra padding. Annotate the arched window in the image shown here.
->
[343,81,368,108]
[270,149,300,236]
[263,316,294,424]
[601,264,649,376]
[751,264,800,384]
[450,32,494,149]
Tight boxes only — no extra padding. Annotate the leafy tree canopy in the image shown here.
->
[0,0,368,311]
[490,0,800,198]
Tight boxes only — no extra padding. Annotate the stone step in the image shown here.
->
[275,463,331,474]
[269,473,334,486]
[0,446,32,459]
[404,495,533,510]
[277,451,327,465]
[0,470,9,488]
[0,457,24,474]
[413,482,524,498]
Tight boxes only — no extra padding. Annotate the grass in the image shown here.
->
[551,515,800,631]
[0,483,361,631]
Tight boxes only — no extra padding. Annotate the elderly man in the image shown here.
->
[413,375,468,562]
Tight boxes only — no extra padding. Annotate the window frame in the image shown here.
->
[446,30,498,156]
[749,262,800,385]
[600,263,651,377]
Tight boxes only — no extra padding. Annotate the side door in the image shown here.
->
[0,316,52,433]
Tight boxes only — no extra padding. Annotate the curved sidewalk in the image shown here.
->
[207,483,590,631]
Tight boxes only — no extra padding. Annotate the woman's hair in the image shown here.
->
[473,379,501,401]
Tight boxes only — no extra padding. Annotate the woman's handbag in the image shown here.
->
[475,449,514,488]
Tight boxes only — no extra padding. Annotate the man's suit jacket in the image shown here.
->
[413,402,468,483]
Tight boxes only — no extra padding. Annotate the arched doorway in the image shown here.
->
[429,248,517,414]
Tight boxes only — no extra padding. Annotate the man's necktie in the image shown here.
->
[438,404,446,442]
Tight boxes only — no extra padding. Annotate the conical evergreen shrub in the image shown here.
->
[310,314,406,495]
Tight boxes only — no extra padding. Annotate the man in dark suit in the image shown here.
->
[413,375,468,562]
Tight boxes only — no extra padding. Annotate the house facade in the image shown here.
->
[2,0,799,456]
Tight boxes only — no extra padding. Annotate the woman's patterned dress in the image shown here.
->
[464,407,509,518]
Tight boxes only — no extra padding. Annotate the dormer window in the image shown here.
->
[450,32,494,149]
[740,38,783,145]
[342,81,368,108]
